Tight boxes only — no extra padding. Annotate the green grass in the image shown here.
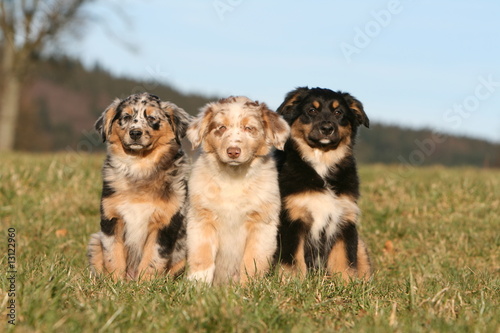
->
[1,153,499,332]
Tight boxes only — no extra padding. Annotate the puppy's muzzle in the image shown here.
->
[227,147,241,159]
[129,129,143,141]
[320,122,334,136]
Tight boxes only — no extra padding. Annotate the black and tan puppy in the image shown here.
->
[87,92,191,281]
[274,87,372,281]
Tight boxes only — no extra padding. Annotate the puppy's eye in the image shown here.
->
[218,125,227,133]
[122,114,132,121]
[308,108,318,115]
[334,109,343,116]
[244,126,255,132]
[147,115,157,122]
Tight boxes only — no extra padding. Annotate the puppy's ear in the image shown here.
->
[276,87,310,123]
[161,101,192,140]
[342,92,369,128]
[186,103,214,149]
[95,98,121,142]
[262,105,291,151]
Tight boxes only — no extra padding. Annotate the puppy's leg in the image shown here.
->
[87,232,104,276]
[100,219,127,281]
[240,221,277,284]
[279,235,307,280]
[355,238,372,280]
[326,222,371,281]
[186,209,218,284]
[168,259,186,277]
[276,213,308,280]
[326,237,353,281]
[136,228,163,281]
[157,211,187,277]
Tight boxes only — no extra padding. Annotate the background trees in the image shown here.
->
[0,0,90,151]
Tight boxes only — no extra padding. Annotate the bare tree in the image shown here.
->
[0,0,91,151]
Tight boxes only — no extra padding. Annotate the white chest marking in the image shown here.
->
[118,202,156,252]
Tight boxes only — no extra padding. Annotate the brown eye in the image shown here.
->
[122,114,132,121]
[218,125,227,133]
[244,126,254,132]
[308,108,318,115]
[334,109,343,116]
[147,115,157,122]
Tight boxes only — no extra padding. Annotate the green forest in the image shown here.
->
[13,55,500,168]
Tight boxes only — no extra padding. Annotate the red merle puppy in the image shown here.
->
[274,87,372,281]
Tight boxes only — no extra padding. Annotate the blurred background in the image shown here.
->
[1,0,499,167]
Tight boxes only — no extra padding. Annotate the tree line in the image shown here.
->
[4,54,499,168]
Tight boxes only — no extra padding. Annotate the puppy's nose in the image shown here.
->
[320,122,334,135]
[227,147,241,159]
[129,129,143,140]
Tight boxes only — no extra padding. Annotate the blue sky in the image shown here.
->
[68,0,500,142]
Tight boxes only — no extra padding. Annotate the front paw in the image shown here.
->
[187,265,215,285]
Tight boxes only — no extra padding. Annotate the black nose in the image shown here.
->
[129,129,142,140]
[320,122,334,135]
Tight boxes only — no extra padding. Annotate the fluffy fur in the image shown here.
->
[186,96,290,285]
[87,93,191,280]
[274,87,372,281]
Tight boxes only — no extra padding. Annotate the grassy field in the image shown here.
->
[1,153,498,332]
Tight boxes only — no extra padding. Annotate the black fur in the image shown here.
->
[158,211,185,258]
[100,217,117,236]
[274,87,371,278]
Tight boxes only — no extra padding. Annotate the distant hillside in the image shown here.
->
[16,56,215,151]
[13,56,500,167]
[356,124,499,167]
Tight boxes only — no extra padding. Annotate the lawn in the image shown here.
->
[0,153,498,332]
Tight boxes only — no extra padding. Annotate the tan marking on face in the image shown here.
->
[337,122,352,144]
[290,121,352,176]
[108,115,176,164]
[113,104,176,153]
[312,100,320,109]
[290,120,312,143]
[332,100,340,109]
[146,106,176,146]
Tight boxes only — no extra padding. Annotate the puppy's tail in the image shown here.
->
[87,232,104,277]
